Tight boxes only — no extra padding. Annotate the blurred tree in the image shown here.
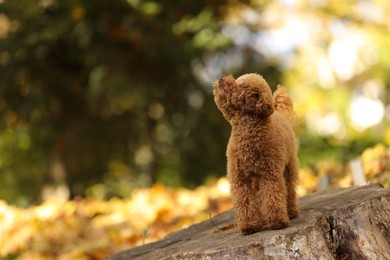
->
[0,0,249,204]
[3,0,389,205]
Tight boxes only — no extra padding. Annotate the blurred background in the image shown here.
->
[2,0,390,258]
[1,0,390,206]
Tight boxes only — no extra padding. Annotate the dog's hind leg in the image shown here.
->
[284,156,300,219]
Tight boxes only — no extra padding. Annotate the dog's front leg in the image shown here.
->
[259,173,289,230]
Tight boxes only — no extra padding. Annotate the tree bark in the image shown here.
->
[108,184,390,259]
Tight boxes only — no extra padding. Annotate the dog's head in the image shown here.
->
[213,73,274,122]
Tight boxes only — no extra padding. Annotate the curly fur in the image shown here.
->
[213,73,299,235]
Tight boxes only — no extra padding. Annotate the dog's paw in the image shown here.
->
[240,227,262,235]
[288,207,300,220]
[269,219,289,230]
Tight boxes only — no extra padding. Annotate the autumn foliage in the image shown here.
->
[0,178,232,259]
[1,144,390,259]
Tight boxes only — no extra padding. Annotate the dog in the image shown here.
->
[213,73,299,234]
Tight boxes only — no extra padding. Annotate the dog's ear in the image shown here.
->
[256,102,274,118]
[252,90,274,118]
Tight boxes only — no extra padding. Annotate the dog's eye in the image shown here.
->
[251,93,259,99]
[239,84,245,88]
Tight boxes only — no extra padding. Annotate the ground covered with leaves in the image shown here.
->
[1,144,389,260]
[1,178,233,260]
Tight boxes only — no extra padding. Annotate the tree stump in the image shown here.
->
[108,184,390,259]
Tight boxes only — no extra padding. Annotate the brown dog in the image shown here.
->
[213,73,299,235]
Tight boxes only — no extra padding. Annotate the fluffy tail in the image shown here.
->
[273,85,295,126]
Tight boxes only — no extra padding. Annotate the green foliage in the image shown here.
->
[0,0,241,204]
[1,0,390,205]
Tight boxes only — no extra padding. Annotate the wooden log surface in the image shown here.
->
[108,184,390,260]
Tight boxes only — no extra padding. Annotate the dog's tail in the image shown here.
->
[273,85,295,126]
